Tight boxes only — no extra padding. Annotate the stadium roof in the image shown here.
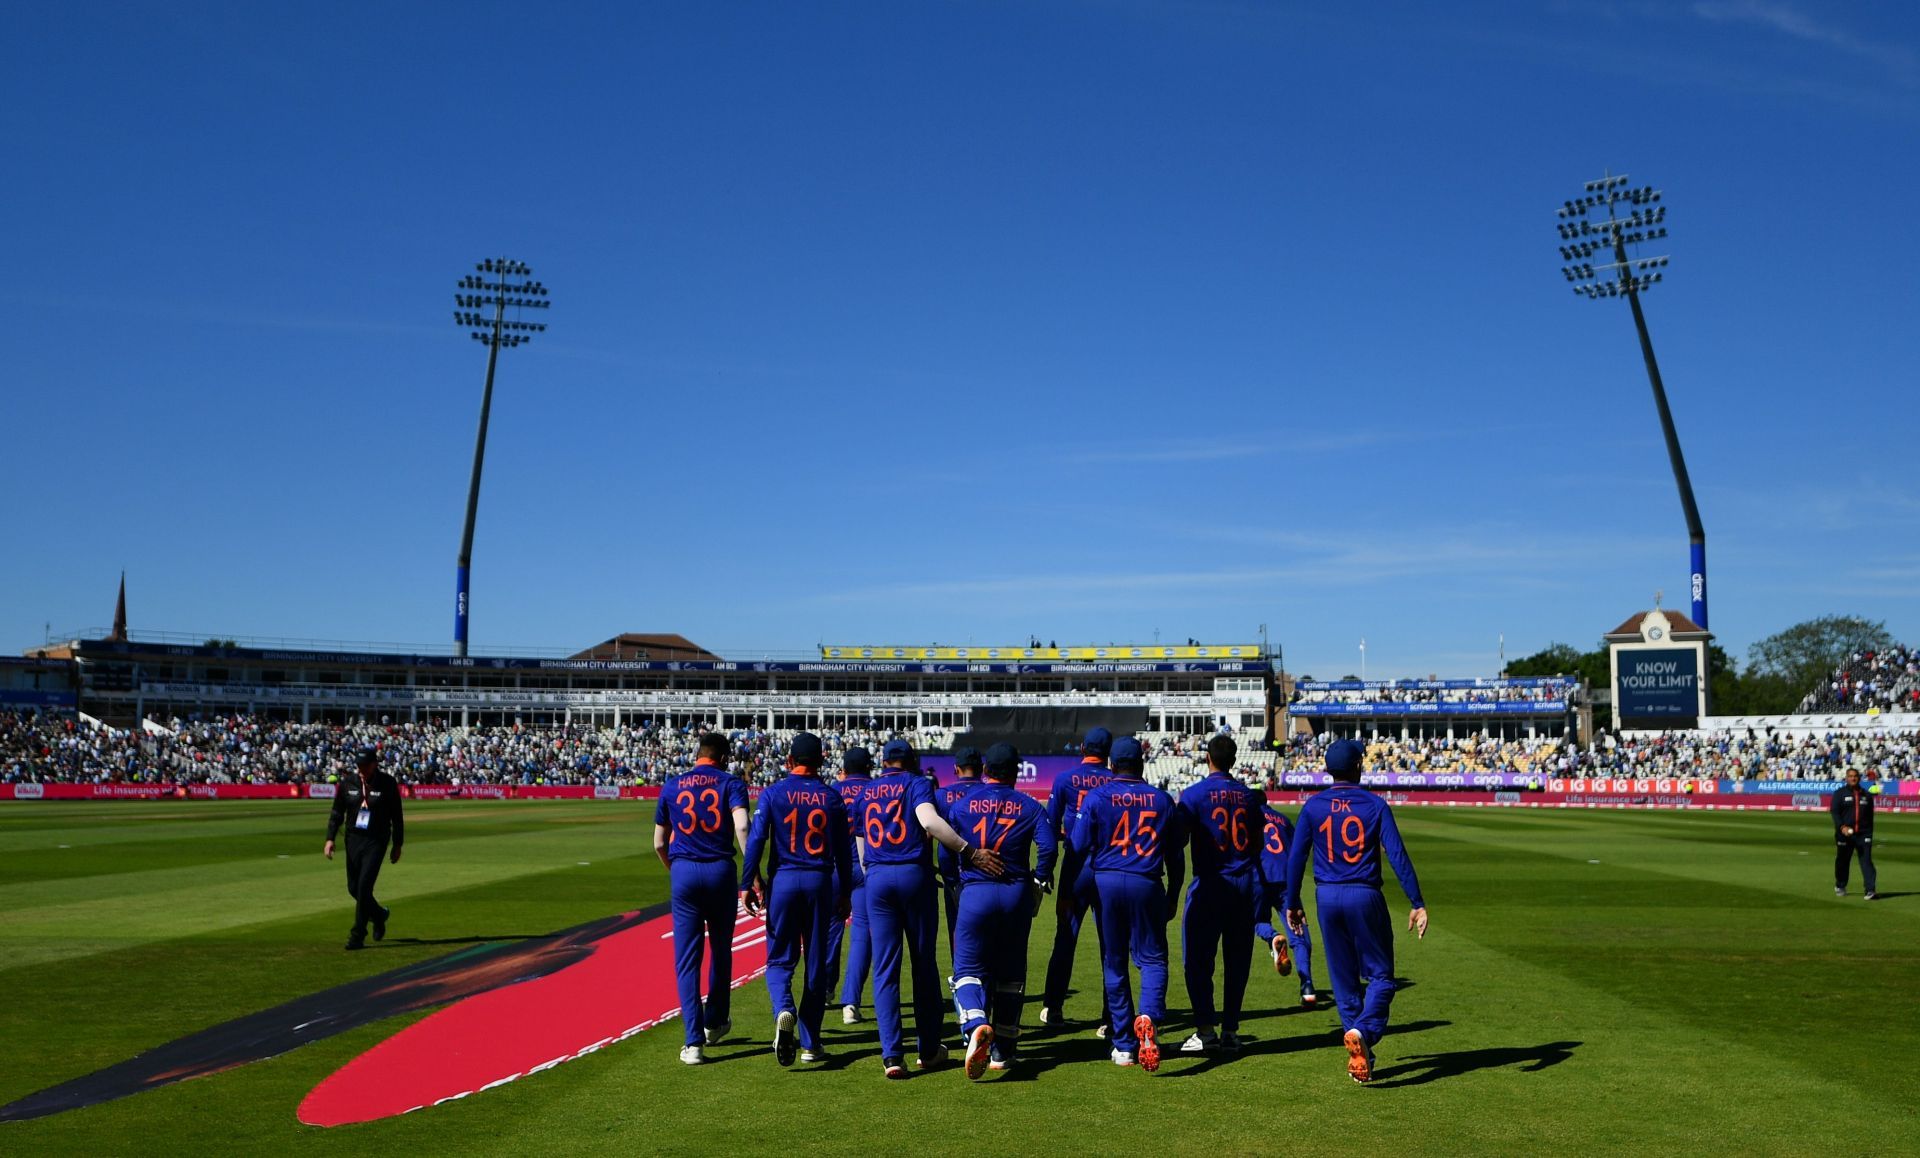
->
[569,634,722,663]
[1604,610,1709,640]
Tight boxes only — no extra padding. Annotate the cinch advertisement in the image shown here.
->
[919,754,1083,797]
[1616,647,1699,717]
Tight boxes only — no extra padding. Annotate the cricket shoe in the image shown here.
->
[1835,886,1846,897]
[799,1047,831,1064]
[1344,1029,1375,1084]
[1270,934,1292,976]
[1300,986,1320,1008]
[678,1045,706,1065]
[1094,1022,1108,1040]
[774,1011,797,1068]
[883,1056,908,1080]
[373,906,390,942]
[1866,891,1879,900]
[1219,1031,1244,1053]
[842,1003,861,1024]
[704,1019,731,1045]
[1038,1006,1061,1027]
[987,1049,1015,1072]
[1179,1030,1217,1054]
[344,935,366,952]
[916,1046,950,1071]
[1134,1016,1161,1073]
[1110,1049,1136,1067]
[964,1025,995,1081]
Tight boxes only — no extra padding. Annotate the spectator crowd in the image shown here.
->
[1798,645,1920,715]
[5,709,1915,789]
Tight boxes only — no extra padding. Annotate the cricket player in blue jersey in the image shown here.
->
[653,733,752,1065]
[741,732,855,1067]
[1070,736,1185,1072]
[1174,734,1262,1054]
[830,746,875,1025]
[1284,738,1429,1083]
[858,738,1003,1078]
[1040,727,1114,1028]
[937,748,985,957]
[950,743,1057,1079]
[1251,791,1318,1007]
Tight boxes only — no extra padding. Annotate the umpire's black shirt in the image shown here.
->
[326,768,406,848]
[1831,782,1875,837]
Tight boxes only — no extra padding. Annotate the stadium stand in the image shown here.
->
[1796,644,1920,715]
[7,709,1915,787]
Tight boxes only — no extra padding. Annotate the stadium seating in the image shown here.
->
[5,709,1915,786]
[1796,644,1920,715]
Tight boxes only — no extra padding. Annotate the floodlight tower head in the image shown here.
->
[452,258,551,349]
[1557,173,1669,300]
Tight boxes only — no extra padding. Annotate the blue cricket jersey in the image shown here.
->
[1177,771,1262,878]
[1258,806,1296,888]
[856,770,938,868]
[1048,760,1112,839]
[743,771,854,883]
[946,781,1057,886]
[834,773,872,887]
[654,760,749,862]
[1071,776,1185,876]
[1282,783,1425,913]
[936,777,983,883]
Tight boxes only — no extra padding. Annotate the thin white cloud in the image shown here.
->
[1694,1,1918,83]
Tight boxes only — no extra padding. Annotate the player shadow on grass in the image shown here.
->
[1161,1018,1453,1077]
[1364,1040,1581,1088]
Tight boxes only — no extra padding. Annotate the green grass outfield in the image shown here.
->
[0,801,1913,1155]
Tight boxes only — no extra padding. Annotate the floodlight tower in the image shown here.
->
[1558,174,1707,630]
[451,258,550,656]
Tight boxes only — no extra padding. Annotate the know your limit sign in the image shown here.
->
[1616,648,1699,717]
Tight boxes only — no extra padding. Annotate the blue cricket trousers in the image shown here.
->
[1181,869,1257,1033]
[1253,879,1315,991]
[951,880,1036,1056]
[866,862,945,1060]
[1093,870,1169,1052]
[1315,883,1396,1045]
[669,857,738,1047]
[763,868,836,1052]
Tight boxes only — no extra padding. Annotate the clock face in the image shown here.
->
[1649,626,1665,641]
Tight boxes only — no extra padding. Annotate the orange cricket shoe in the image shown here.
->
[1134,1015,1160,1073]
[1344,1028,1374,1083]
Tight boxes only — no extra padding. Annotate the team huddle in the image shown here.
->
[653,728,1428,1083]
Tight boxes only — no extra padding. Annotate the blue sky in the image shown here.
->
[4,1,1916,678]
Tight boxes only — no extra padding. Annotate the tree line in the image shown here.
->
[1502,615,1898,715]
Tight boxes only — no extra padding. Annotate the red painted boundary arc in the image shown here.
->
[298,906,768,1127]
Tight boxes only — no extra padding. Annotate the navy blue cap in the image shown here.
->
[1111,736,1143,765]
[954,746,984,772]
[1081,727,1112,757]
[842,746,873,776]
[789,732,824,767]
[984,742,1020,778]
[355,745,379,764]
[1325,738,1365,776]
[882,738,913,764]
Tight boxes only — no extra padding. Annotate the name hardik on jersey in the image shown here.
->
[655,762,748,862]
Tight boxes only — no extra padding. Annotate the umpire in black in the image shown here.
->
[324,746,405,949]
[1831,768,1877,901]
